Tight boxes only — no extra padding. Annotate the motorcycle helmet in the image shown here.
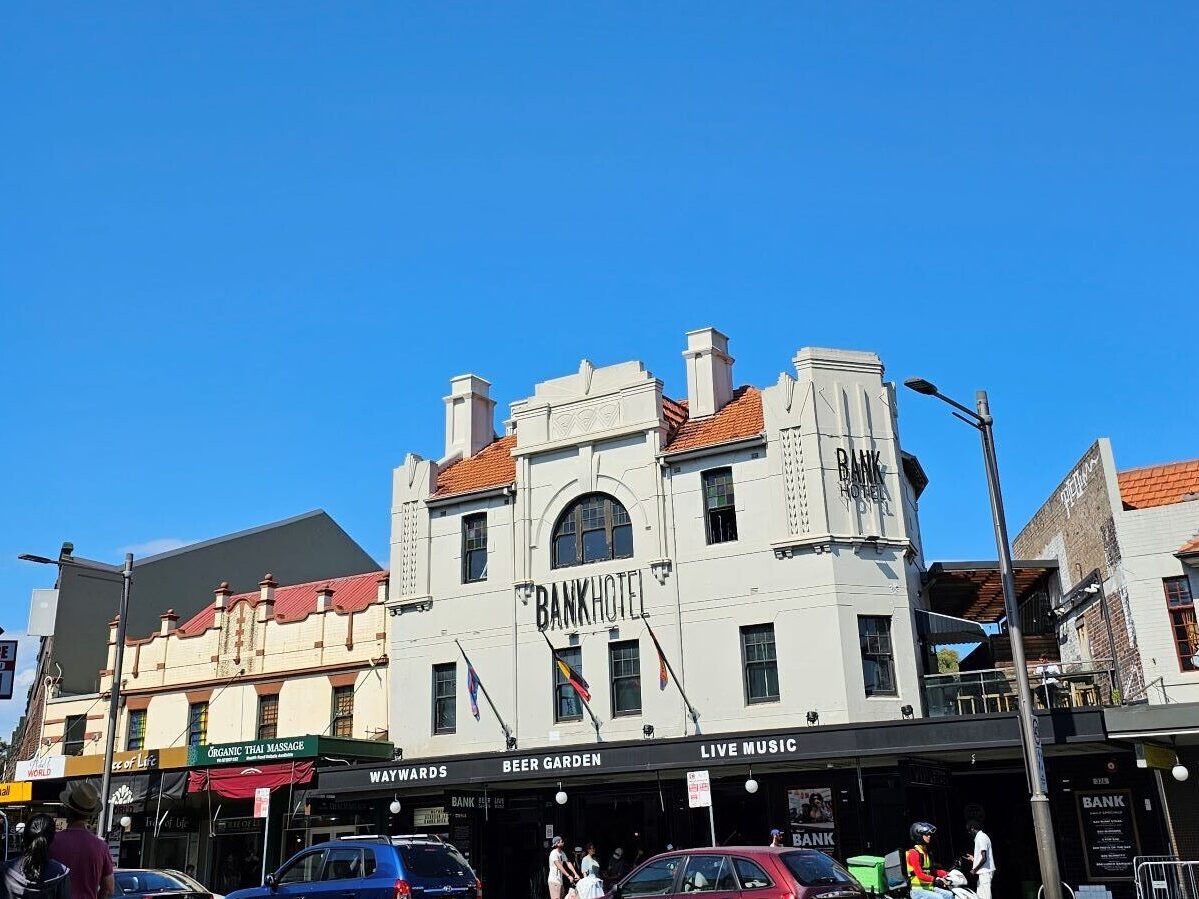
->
[910,822,937,843]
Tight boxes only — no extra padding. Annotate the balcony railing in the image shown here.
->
[923,661,1116,718]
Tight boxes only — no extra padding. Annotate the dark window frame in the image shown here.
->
[740,624,780,704]
[608,640,642,717]
[1164,576,1198,673]
[859,615,898,696]
[551,494,634,569]
[257,694,279,741]
[702,467,739,545]
[126,709,146,752]
[63,714,87,756]
[187,702,208,747]
[553,645,584,723]
[462,513,488,583]
[331,685,354,738]
[432,662,457,735]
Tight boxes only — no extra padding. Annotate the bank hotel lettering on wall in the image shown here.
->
[836,447,885,503]
[535,569,646,631]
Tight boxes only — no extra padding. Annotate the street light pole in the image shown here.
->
[905,379,1063,899]
[18,549,134,837]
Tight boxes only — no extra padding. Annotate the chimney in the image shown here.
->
[106,616,120,673]
[376,574,389,604]
[213,582,232,628]
[257,573,277,623]
[160,609,179,636]
[683,327,734,418]
[444,374,496,460]
[316,585,334,613]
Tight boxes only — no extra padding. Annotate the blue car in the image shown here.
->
[228,836,481,899]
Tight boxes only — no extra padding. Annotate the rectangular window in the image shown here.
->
[187,702,208,747]
[462,513,488,583]
[703,468,739,544]
[740,624,779,704]
[257,694,279,741]
[609,641,642,716]
[433,663,457,734]
[1165,576,1198,673]
[63,714,87,756]
[331,686,354,738]
[859,615,897,696]
[126,709,146,751]
[554,646,584,722]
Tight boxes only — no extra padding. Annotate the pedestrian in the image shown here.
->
[580,845,601,879]
[575,846,604,899]
[769,829,784,848]
[548,836,579,899]
[905,822,952,899]
[1,814,72,899]
[605,848,627,882]
[49,783,113,899]
[966,822,995,899]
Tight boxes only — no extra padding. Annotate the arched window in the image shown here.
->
[552,494,633,568]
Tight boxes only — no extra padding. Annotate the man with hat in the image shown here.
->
[50,782,114,899]
[769,829,785,848]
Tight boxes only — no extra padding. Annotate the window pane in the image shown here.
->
[613,524,633,559]
[279,852,325,885]
[463,514,488,583]
[582,529,609,562]
[552,494,634,569]
[780,852,855,887]
[322,848,364,881]
[610,641,642,716]
[732,858,772,890]
[858,616,896,696]
[622,859,681,897]
[742,625,779,703]
[466,549,487,582]
[433,663,457,733]
[332,686,354,738]
[681,856,727,893]
[554,534,576,568]
[554,647,583,722]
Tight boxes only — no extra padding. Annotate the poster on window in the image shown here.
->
[787,787,836,854]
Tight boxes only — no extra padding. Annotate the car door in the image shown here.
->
[678,855,740,899]
[619,856,684,899]
[312,847,374,899]
[273,848,328,899]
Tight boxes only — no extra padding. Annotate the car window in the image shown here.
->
[731,858,773,890]
[622,858,682,897]
[363,850,377,877]
[116,872,192,894]
[396,844,474,879]
[780,852,856,887]
[278,850,327,885]
[680,856,735,893]
[322,848,365,881]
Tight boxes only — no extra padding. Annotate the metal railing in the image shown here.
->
[1135,857,1199,899]
[923,661,1116,718]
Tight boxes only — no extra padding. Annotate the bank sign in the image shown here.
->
[189,737,317,767]
[535,569,647,631]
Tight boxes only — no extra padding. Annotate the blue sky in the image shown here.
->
[2,4,1196,739]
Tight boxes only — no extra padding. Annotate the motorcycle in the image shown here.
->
[880,851,977,899]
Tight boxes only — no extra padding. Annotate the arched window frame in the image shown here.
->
[551,493,634,569]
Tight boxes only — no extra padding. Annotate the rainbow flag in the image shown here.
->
[467,663,481,721]
[555,655,591,703]
[646,625,670,690]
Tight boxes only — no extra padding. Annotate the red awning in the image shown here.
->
[188,761,314,800]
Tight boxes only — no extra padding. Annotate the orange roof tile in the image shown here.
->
[433,434,517,498]
[662,386,763,455]
[1179,537,1199,556]
[176,570,386,637]
[1118,459,1199,510]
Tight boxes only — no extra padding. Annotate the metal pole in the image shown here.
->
[1152,768,1180,858]
[707,802,716,848]
[975,392,1062,899]
[97,553,134,836]
[1098,591,1125,703]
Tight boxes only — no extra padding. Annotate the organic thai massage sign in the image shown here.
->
[535,569,646,631]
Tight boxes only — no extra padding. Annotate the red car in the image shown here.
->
[606,847,865,899]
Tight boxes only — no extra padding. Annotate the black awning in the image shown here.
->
[914,609,988,645]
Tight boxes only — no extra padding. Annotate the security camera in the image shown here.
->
[1083,584,1101,595]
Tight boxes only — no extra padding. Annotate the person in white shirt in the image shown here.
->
[548,836,581,899]
[967,821,996,899]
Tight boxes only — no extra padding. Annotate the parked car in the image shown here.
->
[115,869,218,899]
[226,835,481,899]
[605,847,864,899]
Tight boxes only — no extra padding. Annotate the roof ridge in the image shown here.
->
[1119,458,1199,476]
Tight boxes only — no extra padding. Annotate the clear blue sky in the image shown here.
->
[2,4,1196,737]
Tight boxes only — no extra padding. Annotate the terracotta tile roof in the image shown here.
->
[1179,537,1199,557]
[176,570,386,636]
[662,386,763,455]
[662,396,689,436]
[433,434,517,498]
[1117,460,1199,510]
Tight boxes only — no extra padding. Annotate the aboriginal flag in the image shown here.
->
[554,655,591,703]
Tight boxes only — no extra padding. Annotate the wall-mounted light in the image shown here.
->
[642,724,655,739]
[393,748,404,760]
[806,710,820,726]
[1173,763,1190,783]
[745,767,758,794]
[389,799,402,815]
[555,781,568,805]
[505,735,518,751]
[901,705,914,720]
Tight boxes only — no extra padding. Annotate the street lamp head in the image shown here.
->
[904,377,938,396]
[18,553,57,565]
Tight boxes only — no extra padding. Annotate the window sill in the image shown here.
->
[745,697,781,706]
[612,710,642,718]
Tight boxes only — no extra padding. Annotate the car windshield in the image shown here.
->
[164,872,206,892]
[115,871,192,894]
[397,844,474,880]
[780,852,856,887]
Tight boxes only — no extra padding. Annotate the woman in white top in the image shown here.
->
[581,844,601,878]
[548,836,580,899]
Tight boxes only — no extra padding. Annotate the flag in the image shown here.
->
[467,664,481,721]
[555,656,591,703]
[645,624,670,690]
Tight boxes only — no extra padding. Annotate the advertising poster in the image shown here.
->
[1076,790,1140,881]
[787,787,836,854]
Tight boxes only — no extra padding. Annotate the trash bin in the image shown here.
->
[846,856,887,894]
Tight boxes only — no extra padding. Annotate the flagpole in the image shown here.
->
[644,619,700,730]
[454,639,515,747]
[540,630,603,743]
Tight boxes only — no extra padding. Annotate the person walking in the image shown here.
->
[1,814,72,899]
[548,837,579,899]
[906,823,952,899]
[49,783,113,899]
[966,822,996,899]
[605,848,627,882]
[580,846,601,879]
[769,830,785,848]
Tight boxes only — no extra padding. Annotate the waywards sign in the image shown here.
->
[535,569,646,631]
[836,447,884,502]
